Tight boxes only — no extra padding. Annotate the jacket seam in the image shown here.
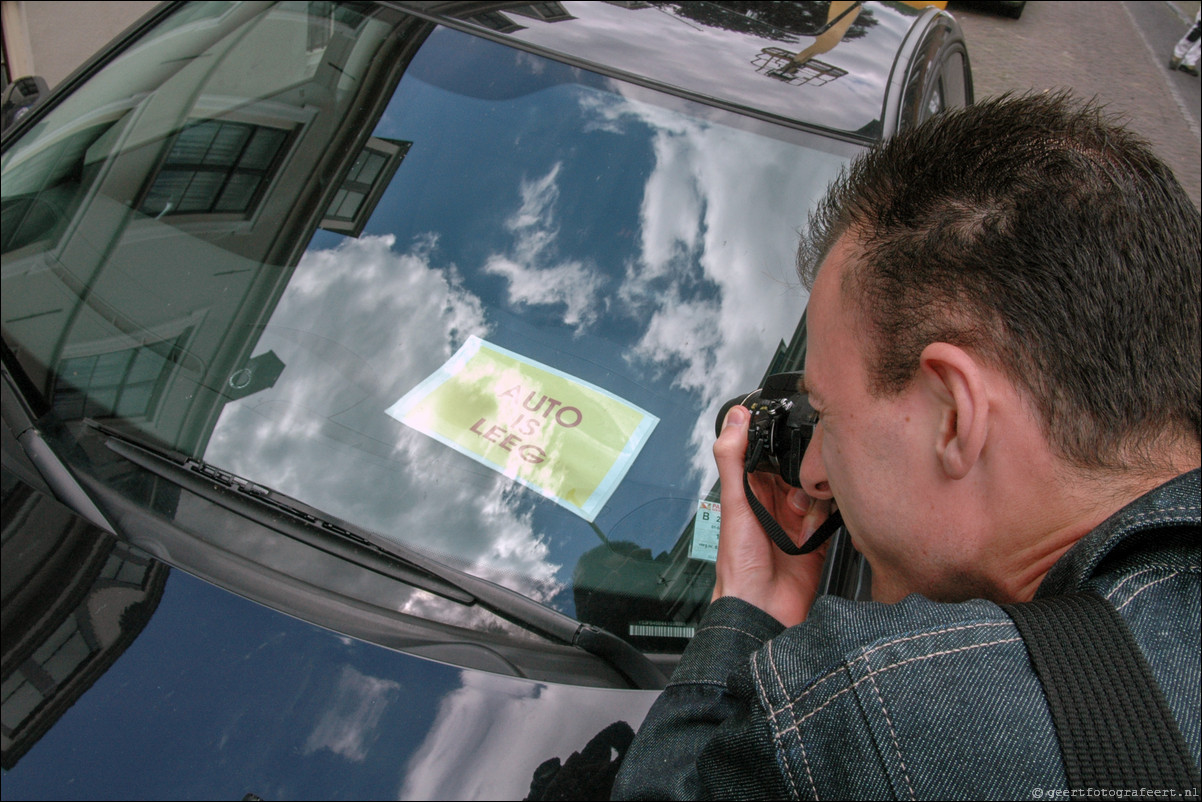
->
[756,645,810,801]
[662,678,731,690]
[1107,564,1198,596]
[696,623,772,642]
[784,636,1024,729]
[1103,563,1200,611]
[790,621,1014,706]
[863,649,916,801]
[1115,505,1200,526]
[797,737,818,801]
[1114,572,1185,611]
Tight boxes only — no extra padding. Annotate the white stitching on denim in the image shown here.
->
[776,636,1024,735]
[1113,573,1181,611]
[765,640,793,722]
[797,736,819,801]
[759,644,806,801]
[788,621,1013,707]
[750,653,781,786]
[1115,505,1200,527]
[862,650,916,801]
[1084,505,1198,558]
[1102,562,1199,610]
[751,648,775,723]
[1108,565,1169,596]
[696,624,771,642]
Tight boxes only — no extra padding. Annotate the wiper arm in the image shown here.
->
[95,424,666,689]
[100,427,475,605]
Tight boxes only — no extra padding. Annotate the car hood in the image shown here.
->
[1,468,657,800]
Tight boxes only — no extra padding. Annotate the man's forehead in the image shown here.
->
[814,232,859,291]
[803,234,860,399]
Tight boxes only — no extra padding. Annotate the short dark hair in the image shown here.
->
[798,92,1201,472]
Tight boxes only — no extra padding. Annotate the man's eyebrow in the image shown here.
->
[798,374,824,406]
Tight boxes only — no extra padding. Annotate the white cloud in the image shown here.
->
[484,255,601,329]
[483,163,603,330]
[200,84,850,633]
[589,95,846,487]
[303,665,401,762]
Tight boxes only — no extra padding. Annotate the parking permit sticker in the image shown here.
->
[386,336,658,522]
[690,500,721,562]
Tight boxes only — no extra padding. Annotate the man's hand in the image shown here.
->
[711,404,832,627]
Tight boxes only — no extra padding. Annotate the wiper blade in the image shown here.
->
[100,427,475,605]
[94,423,666,689]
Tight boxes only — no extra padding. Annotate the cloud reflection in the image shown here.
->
[205,234,565,621]
[484,163,603,329]
[203,75,849,625]
[303,665,401,762]
[593,94,844,485]
[397,671,657,800]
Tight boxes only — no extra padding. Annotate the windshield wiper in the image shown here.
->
[92,422,666,689]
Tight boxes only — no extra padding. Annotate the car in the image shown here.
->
[1,1,971,798]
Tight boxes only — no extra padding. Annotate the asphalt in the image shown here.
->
[948,0,1202,210]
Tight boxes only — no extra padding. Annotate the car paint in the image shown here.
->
[2,462,657,799]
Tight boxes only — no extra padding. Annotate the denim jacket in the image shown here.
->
[612,469,1200,800]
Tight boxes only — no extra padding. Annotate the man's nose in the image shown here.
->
[800,426,833,500]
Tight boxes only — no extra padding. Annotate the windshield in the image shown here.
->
[1,1,857,659]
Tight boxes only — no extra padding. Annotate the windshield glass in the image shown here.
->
[2,1,857,655]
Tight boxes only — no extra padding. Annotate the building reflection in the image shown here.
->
[751,0,861,86]
[1,4,426,765]
[447,1,577,33]
[2,2,419,458]
[1,465,168,770]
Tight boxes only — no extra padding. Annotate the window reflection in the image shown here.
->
[321,136,411,237]
[53,333,190,420]
[140,120,291,217]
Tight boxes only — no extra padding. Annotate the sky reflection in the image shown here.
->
[204,26,855,622]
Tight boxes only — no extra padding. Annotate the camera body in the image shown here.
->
[716,371,817,488]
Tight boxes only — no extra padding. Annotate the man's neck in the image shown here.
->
[996,450,1198,602]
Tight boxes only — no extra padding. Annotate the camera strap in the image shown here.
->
[1000,592,1200,792]
[742,438,843,555]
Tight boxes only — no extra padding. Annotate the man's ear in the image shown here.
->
[918,343,989,480]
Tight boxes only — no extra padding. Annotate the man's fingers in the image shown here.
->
[713,404,749,479]
[713,405,764,555]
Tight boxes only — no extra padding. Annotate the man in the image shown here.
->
[611,92,1200,800]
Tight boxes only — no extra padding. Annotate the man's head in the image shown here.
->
[799,92,1200,475]
[795,92,1200,603]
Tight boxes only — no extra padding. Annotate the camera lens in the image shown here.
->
[715,390,761,438]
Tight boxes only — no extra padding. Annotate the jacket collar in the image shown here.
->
[1037,468,1200,598]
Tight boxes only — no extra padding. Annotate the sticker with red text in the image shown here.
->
[386,336,658,521]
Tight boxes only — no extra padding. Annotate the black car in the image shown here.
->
[1,2,971,798]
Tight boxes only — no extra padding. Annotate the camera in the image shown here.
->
[715,371,817,488]
[714,371,840,555]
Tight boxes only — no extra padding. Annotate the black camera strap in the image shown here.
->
[742,438,843,555]
[1001,592,1200,792]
